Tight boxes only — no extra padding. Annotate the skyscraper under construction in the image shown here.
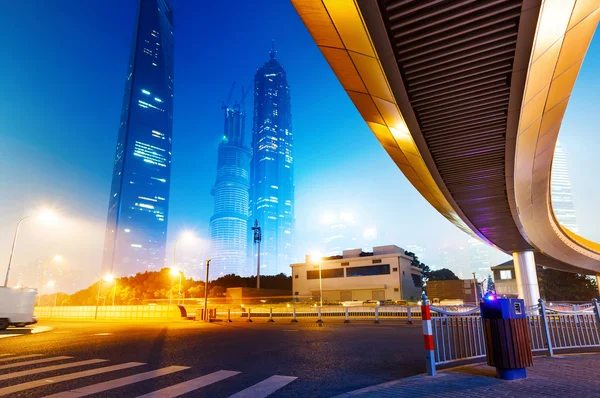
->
[210,97,251,277]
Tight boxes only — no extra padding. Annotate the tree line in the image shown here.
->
[38,269,292,306]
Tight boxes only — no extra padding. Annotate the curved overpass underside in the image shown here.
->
[292,0,600,301]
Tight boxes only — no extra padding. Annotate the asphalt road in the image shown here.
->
[0,319,425,397]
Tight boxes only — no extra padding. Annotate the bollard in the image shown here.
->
[247,307,253,323]
[344,307,350,323]
[291,307,298,323]
[374,306,380,324]
[422,293,436,376]
[316,307,323,325]
[227,308,232,322]
[268,307,275,322]
[406,306,413,324]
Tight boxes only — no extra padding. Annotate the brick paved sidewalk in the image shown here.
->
[335,353,600,398]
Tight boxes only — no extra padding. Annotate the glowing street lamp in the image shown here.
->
[95,273,115,319]
[309,252,324,307]
[103,273,117,306]
[171,231,195,305]
[169,267,182,306]
[39,255,62,305]
[4,208,58,287]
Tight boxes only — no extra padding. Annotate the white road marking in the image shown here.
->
[31,326,53,334]
[93,333,113,336]
[135,370,241,398]
[0,356,72,370]
[0,359,107,381]
[0,362,145,396]
[282,330,298,332]
[0,354,43,363]
[44,366,189,398]
[228,375,298,398]
[0,335,20,339]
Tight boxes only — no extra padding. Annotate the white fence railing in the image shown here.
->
[429,298,600,368]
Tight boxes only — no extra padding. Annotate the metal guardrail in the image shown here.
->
[431,316,486,364]
[428,298,600,368]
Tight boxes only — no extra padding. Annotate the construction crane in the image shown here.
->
[221,81,236,110]
[239,80,253,111]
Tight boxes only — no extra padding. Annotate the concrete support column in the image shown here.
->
[512,251,540,308]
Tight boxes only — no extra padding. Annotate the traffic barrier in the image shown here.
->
[247,308,253,322]
[421,293,436,376]
[407,306,413,324]
[316,307,323,324]
[344,307,350,323]
[374,306,380,324]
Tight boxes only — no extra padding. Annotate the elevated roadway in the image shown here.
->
[292,0,600,306]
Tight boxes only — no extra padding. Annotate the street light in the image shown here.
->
[46,280,58,307]
[4,208,58,287]
[95,273,115,320]
[169,267,182,305]
[38,255,62,306]
[171,231,194,305]
[309,252,324,307]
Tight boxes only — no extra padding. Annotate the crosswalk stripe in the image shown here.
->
[0,362,145,396]
[0,359,107,381]
[135,370,241,398]
[0,354,43,363]
[0,356,72,370]
[45,366,190,398]
[228,375,298,398]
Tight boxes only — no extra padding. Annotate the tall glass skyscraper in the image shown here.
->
[210,103,251,277]
[102,0,174,276]
[551,141,578,232]
[249,45,294,276]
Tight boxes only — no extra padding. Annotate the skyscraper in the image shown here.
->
[249,44,294,276]
[551,141,578,232]
[101,0,174,276]
[210,102,251,277]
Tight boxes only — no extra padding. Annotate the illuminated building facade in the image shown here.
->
[551,142,578,233]
[249,45,294,276]
[210,104,251,277]
[102,0,174,276]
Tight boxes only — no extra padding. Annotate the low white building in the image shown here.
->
[290,245,422,303]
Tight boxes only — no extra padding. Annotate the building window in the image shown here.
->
[307,268,344,279]
[341,262,349,266]
[372,259,382,264]
[346,264,390,277]
[500,270,512,280]
[294,275,298,279]
[393,267,398,272]
[394,288,399,292]
[295,291,299,295]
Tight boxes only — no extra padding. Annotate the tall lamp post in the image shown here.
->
[204,259,210,321]
[309,253,324,307]
[252,220,262,289]
[38,255,62,306]
[4,209,57,287]
[171,231,195,305]
[95,273,114,320]
[169,267,182,305]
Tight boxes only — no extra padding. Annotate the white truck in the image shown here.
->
[0,287,37,330]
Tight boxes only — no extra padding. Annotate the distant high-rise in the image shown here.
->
[249,44,294,275]
[551,141,578,232]
[102,0,174,276]
[210,102,251,277]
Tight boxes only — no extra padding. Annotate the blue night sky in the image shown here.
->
[0,1,598,290]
